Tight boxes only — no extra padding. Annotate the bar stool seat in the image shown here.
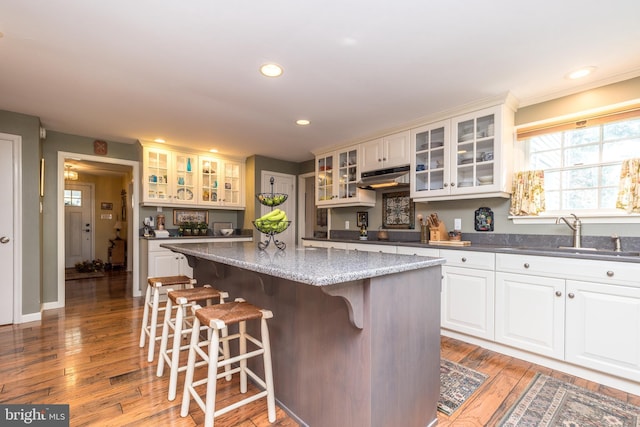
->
[156,285,230,401]
[180,299,276,426]
[139,275,196,362]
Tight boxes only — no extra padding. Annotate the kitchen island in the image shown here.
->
[161,241,444,427]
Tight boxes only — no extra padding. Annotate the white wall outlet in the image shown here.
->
[345,220,350,229]
[157,206,163,212]
[454,218,462,231]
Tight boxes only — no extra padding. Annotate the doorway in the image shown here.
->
[64,182,95,268]
[57,151,141,307]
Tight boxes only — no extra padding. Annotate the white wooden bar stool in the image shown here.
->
[139,275,196,362]
[180,299,276,426]
[156,285,230,401]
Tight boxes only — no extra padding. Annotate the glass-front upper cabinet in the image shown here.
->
[199,157,221,205]
[223,160,243,206]
[173,152,197,204]
[411,120,449,198]
[316,153,334,204]
[143,147,171,202]
[337,148,358,201]
[453,110,497,191]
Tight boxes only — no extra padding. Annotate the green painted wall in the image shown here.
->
[0,110,42,316]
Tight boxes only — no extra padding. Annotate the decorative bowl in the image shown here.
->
[477,175,493,184]
[252,219,291,234]
[256,193,288,206]
[220,228,234,236]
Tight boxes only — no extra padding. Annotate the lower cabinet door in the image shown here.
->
[149,250,182,278]
[495,272,565,359]
[566,280,640,382]
[441,266,495,340]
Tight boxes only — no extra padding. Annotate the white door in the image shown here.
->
[0,136,16,325]
[64,182,94,268]
[261,171,295,249]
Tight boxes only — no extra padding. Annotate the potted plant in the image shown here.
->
[182,222,193,236]
[198,221,208,235]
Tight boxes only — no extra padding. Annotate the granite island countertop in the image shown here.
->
[161,241,445,286]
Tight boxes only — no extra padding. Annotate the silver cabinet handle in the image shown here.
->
[451,182,456,187]
[0,236,9,244]
[606,271,614,277]
[524,263,530,269]
[461,257,467,262]
[555,291,562,297]
[568,293,575,299]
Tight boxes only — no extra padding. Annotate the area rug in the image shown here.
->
[438,359,489,415]
[498,373,640,426]
[65,268,105,281]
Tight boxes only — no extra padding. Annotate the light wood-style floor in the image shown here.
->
[0,271,638,426]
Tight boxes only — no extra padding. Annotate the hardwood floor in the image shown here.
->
[1,272,638,426]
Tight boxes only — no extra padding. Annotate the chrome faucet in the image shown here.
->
[556,213,582,248]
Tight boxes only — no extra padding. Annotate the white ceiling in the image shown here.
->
[1,1,640,162]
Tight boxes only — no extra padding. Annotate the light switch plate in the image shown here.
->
[454,218,462,231]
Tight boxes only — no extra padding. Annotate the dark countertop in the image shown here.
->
[302,237,640,263]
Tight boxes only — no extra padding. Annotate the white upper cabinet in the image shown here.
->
[198,156,245,208]
[316,145,375,207]
[360,130,411,172]
[141,143,245,209]
[411,101,516,202]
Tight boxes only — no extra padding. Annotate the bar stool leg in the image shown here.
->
[139,285,152,347]
[147,286,162,362]
[261,316,276,422]
[156,294,174,378]
[180,314,201,418]
[239,320,248,393]
[204,329,221,427]
[167,301,187,401]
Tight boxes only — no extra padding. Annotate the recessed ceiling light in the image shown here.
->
[566,66,596,80]
[260,63,284,78]
[154,138,166,143]
[209,149,218,153]
[296,119,310,126]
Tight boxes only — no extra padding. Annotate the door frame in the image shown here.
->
[0,133,23,324]
[56,152,141,306]
[297,172,314,246]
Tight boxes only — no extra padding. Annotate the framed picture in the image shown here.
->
[173,209,209,225]
[101,202,113,210]
[356,211,368,228]
[382,191,415,229]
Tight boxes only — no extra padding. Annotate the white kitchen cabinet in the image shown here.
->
[411,120,450,198]
[440,250,495,340]
[316,145,375,207]
[143,147,198,205]
[411,101,516,202]
[495,272,565,359]
[142,143,245,209]
[566,279,640,382]
[198,156,245,208]
[395,246,440,257]
[360,130,411,172]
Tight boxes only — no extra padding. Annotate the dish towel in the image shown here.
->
[616,158,640,213]
[509,170,545,216]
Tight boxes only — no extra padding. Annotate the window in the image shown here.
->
[64,189,82,206]
[518,110,640,214]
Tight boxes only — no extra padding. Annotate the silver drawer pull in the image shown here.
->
[555,291,562,297]
[524,263,530,269]
[606,270,614,277]
[461,257,467,262]
[568,293,575,299]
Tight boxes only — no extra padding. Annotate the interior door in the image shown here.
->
[261,171,295,249]
[0,136,15,324]
[65,182,94,268]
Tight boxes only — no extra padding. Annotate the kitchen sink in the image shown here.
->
[504,246,640,257]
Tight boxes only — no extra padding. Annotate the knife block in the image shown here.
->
[429,223,449,241]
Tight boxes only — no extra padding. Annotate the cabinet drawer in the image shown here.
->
[440,249,494,270]
[496,253,639,287]
[346,243,396,253]
[396,246,440,257]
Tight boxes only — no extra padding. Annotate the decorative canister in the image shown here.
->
[420,225,429,243]
[156,214,165,230]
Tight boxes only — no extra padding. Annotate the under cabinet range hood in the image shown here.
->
[357,165,410,189]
